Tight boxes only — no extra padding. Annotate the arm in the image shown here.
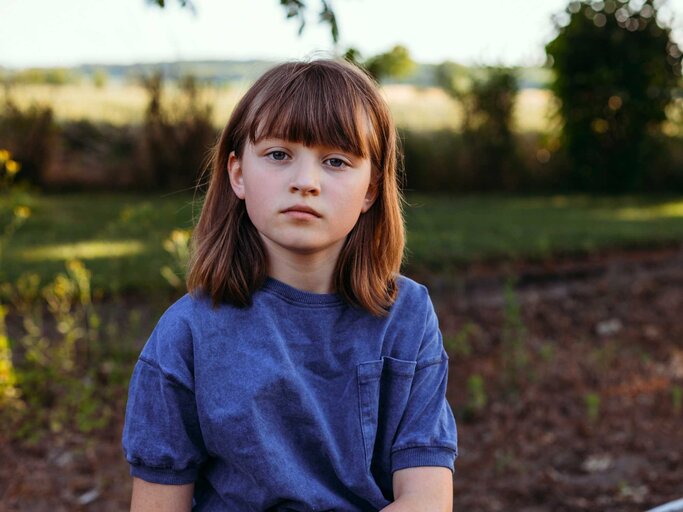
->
[379,467,453,512]
[130,478,194,512]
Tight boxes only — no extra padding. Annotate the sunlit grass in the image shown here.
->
[17,240,147,261]
[3,192,683,293]
[404,193,683,271]
[1,192,197,295]
[603,200,683,221]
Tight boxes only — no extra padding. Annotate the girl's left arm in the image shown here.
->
[379,466,453,512]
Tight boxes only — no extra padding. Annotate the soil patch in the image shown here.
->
[2,245,682,511]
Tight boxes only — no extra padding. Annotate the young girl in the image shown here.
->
[122,59,458,512]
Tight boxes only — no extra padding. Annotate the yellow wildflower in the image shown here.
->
[0,150,9,162]
[67,259,85,273]
[5,160,21,175]
[171,229,190,244]
[13,206,31,219]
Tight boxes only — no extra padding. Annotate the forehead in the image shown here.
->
[243,67,377,158]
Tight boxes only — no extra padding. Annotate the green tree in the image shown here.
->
[149,0,339,43]
[437,63,520,190]
[92,68,108,89]
[363,45,416,82]
[545,0,682,192]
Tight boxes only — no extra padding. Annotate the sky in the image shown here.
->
[2,0,683,68]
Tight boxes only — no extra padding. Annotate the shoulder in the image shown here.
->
[390,275,445,363]
[149,293,201,342]
[138,294,204,385]
[393,274,433,315]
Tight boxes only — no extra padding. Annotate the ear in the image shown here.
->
[227,151,245,199]
[361,179,378,213]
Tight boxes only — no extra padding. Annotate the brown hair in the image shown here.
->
[187,58,405,316]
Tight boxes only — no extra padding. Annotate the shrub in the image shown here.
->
[0,97,55,187]
[435,64,523,191]
[140,73,217,190]
[546,0,682,192]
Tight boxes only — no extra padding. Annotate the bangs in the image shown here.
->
[244,64,375,158]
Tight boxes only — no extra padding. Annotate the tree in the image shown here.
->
[436,63,520,190]
[545,0,682,192]
[363,45,416,82]
[149,0,339,43]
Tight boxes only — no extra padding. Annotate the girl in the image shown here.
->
[122,58,458,512]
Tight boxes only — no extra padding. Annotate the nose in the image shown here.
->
[289,156,320,196]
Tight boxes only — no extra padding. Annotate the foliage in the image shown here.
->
[500,276,530,392]
[0,150,31,277]
[56,119,141,189]
[465,374,487,417]
[0,95,55,186]
[0,305,20,410]
[443,322,476,357]
[363,45,416,82]
[673,384,682,416]
[584,391,601,422]
[0,260,139,441]
[4,68,80,86]
[149,0,339,42]
[92,68,108,89]
[436,64,521,190]
[141,72,217,190]
[0,151,31,430]
[161,228,192,289]
[545,0,682,192]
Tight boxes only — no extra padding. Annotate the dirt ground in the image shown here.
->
[2,244,683,511]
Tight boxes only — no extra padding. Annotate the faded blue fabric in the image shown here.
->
[122,275,458,511]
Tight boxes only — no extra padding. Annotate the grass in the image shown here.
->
[3,192,683,294]
[1,192,199,296]
[403,193,683,270]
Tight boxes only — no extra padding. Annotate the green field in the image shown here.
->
[3,192,683,295]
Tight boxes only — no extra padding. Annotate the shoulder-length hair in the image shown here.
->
[187,58,405,316]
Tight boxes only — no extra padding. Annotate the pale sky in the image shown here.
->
[2,0,683,68]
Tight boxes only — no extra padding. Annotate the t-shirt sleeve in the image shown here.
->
[122,301,208,484]
[390,291,458,474]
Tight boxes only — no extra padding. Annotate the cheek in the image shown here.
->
[336,185,370,226]
[241,180,272,226]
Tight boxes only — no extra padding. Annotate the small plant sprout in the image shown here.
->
[467,373,487,413]
[443,322,477,357]
[672,384,682,417]
[501,275,530,391]
[585,392,601,423]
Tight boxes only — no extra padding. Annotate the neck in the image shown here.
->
[263,240,343,294]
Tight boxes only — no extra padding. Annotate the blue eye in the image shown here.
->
[326,158,347,168]
[269,151,288,161]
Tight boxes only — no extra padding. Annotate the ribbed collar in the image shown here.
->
[262,277,344,306]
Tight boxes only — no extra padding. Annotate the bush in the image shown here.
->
[435,64,523,190]
[546,0,682,192]
[140,73,218,190]
[43,120,142,190]
[0,97,56,187]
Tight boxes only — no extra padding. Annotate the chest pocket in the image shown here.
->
[357,356,417,496]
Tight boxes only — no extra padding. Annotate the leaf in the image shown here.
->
[319,0,339,44]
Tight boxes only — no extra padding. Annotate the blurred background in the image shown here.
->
[1,0,683,510]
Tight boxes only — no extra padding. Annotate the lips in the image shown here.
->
[282,204,322,218]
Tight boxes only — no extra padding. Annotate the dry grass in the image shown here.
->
[4,82,555,133]
[2,82,248,127]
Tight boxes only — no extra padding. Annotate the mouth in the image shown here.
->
[282,205,322,218]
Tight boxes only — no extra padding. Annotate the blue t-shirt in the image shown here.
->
[122,275,458,511]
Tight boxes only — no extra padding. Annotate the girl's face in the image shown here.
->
[227,138,377,265]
